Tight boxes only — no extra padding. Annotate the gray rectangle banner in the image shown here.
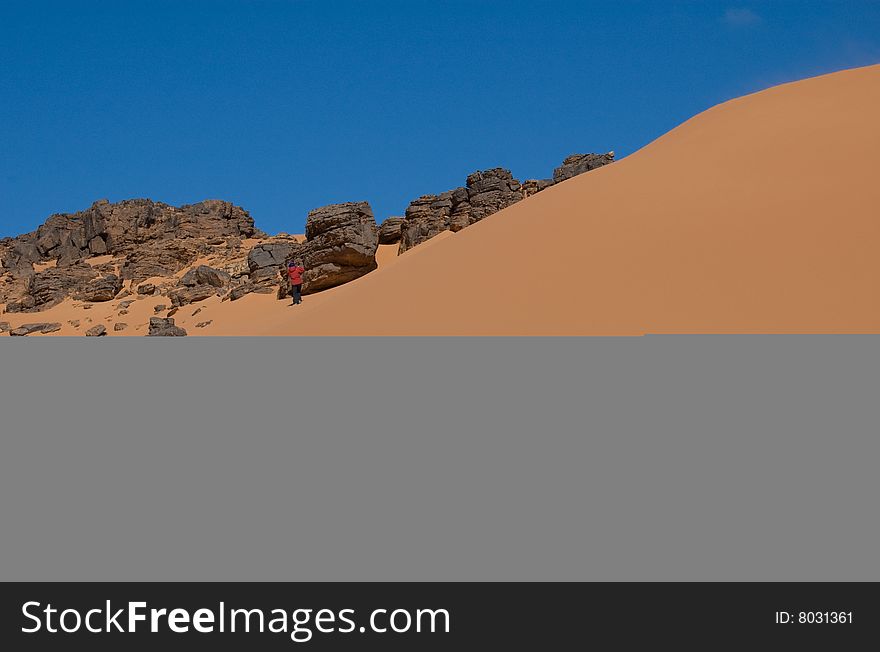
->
[1,336,877,581]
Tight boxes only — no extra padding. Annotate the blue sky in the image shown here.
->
[2,1,879,237]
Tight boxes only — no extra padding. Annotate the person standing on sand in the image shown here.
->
[287,260,305,305]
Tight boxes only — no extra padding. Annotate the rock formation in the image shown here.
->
[8,322,62,336]
[147,317,187,337]
[378,217,405,244]
[552,152,615,183]
[399,153,614,253]
[0,149,613,331]
[85,324,107,337]
[298,202,378,294]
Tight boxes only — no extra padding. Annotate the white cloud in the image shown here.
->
[723,7,763,27]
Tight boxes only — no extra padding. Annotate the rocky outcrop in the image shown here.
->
[1,198,259,311]
[1,151,615,317]
[85,324,107,337]
[6,264,100,312]
[521,178,554,198]
[399,193,455,254]
[398,153,614,253]
[399,168,522,253]
[378,217,405,244]
[299,202,378,294]
[552,152,614,183]
[147,317,187,336]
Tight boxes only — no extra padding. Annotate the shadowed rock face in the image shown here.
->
[299,202,378,294]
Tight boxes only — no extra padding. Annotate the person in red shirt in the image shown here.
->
[287,260,305,305]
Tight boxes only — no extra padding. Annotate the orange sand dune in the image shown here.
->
[253,64,880,335]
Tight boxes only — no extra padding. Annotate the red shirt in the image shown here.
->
[287,265,304,285]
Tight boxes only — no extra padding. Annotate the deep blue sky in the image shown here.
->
[2,1,879,237]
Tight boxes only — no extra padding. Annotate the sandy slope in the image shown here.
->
[252,64,879,335]
[4,65,879,336]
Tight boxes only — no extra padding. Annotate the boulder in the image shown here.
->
[169,284,217,307]
[147,317,187,337]
[76,274,123,302]
[247,242,294,273]
[195,320,213,328]
[227,282,274,301]
[85,324,107,337]
[114,322,127,331]
[377,217,405,244]
[137,282,156,295]
[0,321,9,332]
[9,322,62,336]
[300,202,379,293]
[179,265,230,288]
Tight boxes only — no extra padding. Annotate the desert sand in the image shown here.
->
[4,64,879,336]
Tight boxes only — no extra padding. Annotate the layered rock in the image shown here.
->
[398,153,614,253]
[170,265,231,306]
[8,322,62,336]
[299,202,378,294]
[224,237,300,301]
[377,216,405,244]
[147,317,187,337]
[75,274,123,302]
[552,152,614,183]
[2,198,259,311]
[6,264,99,312]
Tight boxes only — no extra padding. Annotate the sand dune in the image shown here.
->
[251,64,880,335]
[5,65,879,336]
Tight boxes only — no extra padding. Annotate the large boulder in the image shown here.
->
[147,317,187,336]
[378,216,405,244]
[247,242,295,274]
[300,202,378,294]
[85,324,107,337]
